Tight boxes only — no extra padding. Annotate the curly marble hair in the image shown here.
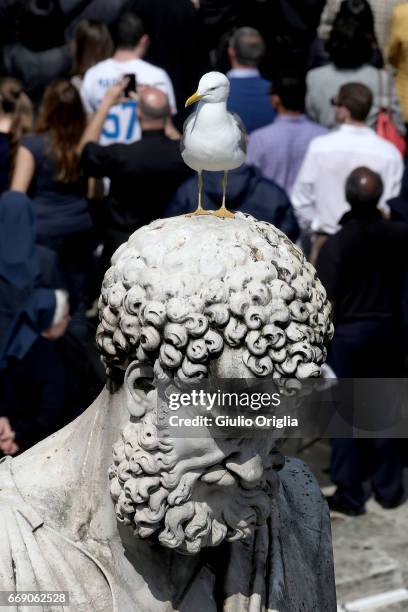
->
[96,214,333,390]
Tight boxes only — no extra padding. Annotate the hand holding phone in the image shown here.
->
[124,74,137,97]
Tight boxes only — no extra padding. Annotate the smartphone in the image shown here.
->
[123,74,137,97]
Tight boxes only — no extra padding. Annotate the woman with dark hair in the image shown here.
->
[319,0,403,59]
[71,19,114,89]
[11,80,93,320]
[306,0,404,131]
[0,78,33,195]
[326,1,377,69]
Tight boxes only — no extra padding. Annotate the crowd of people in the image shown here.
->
[0,0,408,517]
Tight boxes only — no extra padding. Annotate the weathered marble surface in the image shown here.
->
[0,214,336,611]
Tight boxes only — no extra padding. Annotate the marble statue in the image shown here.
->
[0,213,336,611]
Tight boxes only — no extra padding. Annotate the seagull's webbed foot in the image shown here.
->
[212,207,235,219]
[186,208,210,217]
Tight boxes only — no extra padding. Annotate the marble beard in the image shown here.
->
[0,214,336,611]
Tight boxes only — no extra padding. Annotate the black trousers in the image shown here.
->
[331,438,403,510]
[328,318,405,510]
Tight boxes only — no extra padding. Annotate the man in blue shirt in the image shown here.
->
[227,27,276,133]
[248,76,328,195]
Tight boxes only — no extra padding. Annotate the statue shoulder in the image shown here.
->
[0,458,113,611]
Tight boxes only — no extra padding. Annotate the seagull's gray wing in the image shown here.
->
[231,112,247,155]
[180,112,196,154]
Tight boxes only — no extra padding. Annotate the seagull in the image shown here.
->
[181,71,247,219]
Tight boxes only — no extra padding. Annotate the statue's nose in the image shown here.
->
[225,453,263,488]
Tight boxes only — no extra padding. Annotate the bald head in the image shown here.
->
[138,87,170,126]
[345,167,384,209]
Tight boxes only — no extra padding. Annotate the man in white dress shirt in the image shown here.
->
[292,82,403,263]
[81,12,177,146]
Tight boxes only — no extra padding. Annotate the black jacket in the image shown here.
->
[81,129,193,232]
[316,209,408,323]
[164,164,299,242]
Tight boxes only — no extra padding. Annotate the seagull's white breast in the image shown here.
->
[182,102,246,172]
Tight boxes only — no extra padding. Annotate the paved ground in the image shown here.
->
[282,440,408,611]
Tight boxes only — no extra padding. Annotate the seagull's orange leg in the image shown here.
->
[213,170,235,219]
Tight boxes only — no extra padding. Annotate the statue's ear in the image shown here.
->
[124,361,154,417]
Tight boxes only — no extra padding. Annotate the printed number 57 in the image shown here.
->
[102,101,137,140]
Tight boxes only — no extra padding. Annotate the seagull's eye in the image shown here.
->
[209,87,216,91]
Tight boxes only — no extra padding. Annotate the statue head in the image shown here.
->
[97,214,333,554]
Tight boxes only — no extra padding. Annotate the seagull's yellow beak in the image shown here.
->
[185,91,203,107]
